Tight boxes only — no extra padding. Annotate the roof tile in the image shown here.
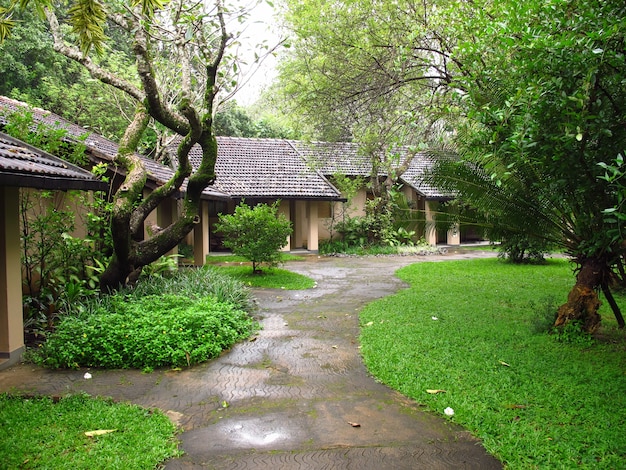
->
[0,132,107,190]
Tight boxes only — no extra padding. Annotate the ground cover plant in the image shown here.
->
[319,239,443,256]
[0,393,179,469]
[360,258,626,469]
[30,267,257,370]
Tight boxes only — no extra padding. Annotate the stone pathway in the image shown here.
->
[0,250,502,469]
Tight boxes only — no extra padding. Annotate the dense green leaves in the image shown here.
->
[33,294,256,369]
[216,201,293,273]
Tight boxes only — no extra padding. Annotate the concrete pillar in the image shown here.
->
[424,200,438,246]
[194,201,209,266]
[0,186,25,368]
[447,223,461,245]
[307,201,319,251]
[279,200,291,251]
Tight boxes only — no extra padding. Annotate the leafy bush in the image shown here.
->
[496,233,553,263]
[32,294,257,370]
[334,216,370,247]
[334,202,418,249]
[130,265,252,311]
[215,201,292,273]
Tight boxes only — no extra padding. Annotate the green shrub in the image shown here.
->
[32,294,257,370]
[496,233,553,263]
[130,265,252,311]
[215,201,292,273]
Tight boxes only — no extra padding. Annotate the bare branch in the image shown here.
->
[45,7,145,102]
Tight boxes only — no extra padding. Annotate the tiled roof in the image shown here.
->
[291,140,373,176]
[0,96,228,200]
[0,132,107,191]
[291,140,450,199]
[170,136,343,200]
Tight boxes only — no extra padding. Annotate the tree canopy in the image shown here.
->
[1,0,251,289]
[276,0,626,331]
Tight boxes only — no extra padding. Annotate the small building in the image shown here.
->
[0,132,107,368]
[172,136,345,261]
[291,140,480,245]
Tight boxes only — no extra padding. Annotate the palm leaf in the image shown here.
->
[0,11,16,42]
[130,0,170,17]
[68,0,108,55]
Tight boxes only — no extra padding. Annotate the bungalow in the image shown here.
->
[171,136,344,259]
[1,95,477,267]
[0,96,231,265]
[291,140,481,245]
[0,131,107,369]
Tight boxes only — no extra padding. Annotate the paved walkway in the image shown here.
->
[0,249,502,469]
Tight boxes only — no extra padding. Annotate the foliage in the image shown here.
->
[2,105,89,166]
[2,110,113,334]
[215,201,293,273]
[598,153,626,247]
[129,265,252,311]
[318,238,438,256]
[360,258,626,469]
[334,189,421,248]
[427,0,626,330]
[214,102,257,137]
[0,393,180,468]
[138,254,180,279]
[31,294,256,370]
[496,234,553,264]
[277,0,451,144]
[0,1,138,141]
[177,242,194,259]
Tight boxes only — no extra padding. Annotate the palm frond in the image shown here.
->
[426,157,568,247]
[0,10,16,42]
[68,0,108,56]
[130,0,170,18]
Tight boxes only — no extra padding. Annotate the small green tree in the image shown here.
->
[216,201,292,274]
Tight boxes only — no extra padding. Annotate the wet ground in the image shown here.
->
[0,248,502,469]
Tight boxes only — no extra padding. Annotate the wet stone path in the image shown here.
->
[0,251,502,469]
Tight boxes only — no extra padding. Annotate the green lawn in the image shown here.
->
[0,394,180,469]
[212,265,316,289]
[360,258,626,469]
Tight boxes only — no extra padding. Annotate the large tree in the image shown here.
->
[277,0,626,331]
[2,0,250,290]
[430,0,626,332]
[277,0,454,214]
[0,0,148,142]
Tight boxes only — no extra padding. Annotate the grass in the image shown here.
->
[212,265,316,289]
[359,257,626,469]
[0,393,180,469]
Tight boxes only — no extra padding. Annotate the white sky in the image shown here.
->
[229,1,285,106]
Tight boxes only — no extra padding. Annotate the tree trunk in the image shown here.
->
[554,257,604,333]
